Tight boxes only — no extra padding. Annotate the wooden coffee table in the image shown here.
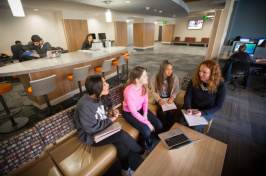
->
[133,123,227,176]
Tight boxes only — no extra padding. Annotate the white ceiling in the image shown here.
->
[56,0,226,18]
[0,0,226,19]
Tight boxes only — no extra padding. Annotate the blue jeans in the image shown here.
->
[122,108,163,140]
[178,113,214,133]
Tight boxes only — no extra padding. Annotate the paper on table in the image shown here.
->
[78,50,92,52]
[161,98,177,112]
[181,109,208,126]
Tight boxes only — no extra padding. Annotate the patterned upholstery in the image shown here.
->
[181,75,192,91]
[109,84,125,107]
[34,105,76,147]
[0,127,45,176]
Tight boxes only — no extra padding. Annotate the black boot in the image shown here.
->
[146,138,153,147]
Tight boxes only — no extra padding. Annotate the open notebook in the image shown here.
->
[93,122,121,143]
[181,109,208,126]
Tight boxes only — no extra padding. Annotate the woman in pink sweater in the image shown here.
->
[122,66,162,151]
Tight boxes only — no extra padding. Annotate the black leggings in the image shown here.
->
[91,130,144,170]
[155,101,175,131]
[122,108,163,140]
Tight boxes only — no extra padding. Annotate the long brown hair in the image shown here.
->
[84,34,94,44]
[126,66,148,96]
[155,60,174,94]
[192,60,223,93]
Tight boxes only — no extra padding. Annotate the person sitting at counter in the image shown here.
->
[22,35,52,58]
[82,34,94,50]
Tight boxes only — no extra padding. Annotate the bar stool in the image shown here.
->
[0,83,29,133]
[112,55,126,85]
[125,50,136,79]
[94,58,114,78]
[67,65,90,100]
[0,79,22,120]
[121,52,128,55]
[28,75,63,118]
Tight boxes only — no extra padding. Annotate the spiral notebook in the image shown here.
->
[93,122,121,143]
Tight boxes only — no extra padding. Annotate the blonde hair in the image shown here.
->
[126,66,148,96]
[192,60,223,93]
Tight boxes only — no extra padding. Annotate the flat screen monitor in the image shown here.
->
[187,20,203,30]
[233,43,257,54]
[240,38,251,42]
[258,38,266,45]
[90,33,96,39]
[98,33,106,40]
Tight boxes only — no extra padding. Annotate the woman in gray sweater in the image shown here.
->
[73,75,147,176]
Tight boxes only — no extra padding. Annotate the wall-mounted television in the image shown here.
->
[240,38,251,42]
[232,42,257,54]
[258,38,266,45]
[188,20,203,30]
[90,33,96,39]
[98,33,106,40]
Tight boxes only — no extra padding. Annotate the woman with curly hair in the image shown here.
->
[178,60,227,133]
[150,60,179,131]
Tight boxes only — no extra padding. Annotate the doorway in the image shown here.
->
[158,26,162,41]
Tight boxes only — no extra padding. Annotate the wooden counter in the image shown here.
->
[0,47,126,108]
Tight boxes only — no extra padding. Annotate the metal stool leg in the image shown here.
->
[117,66,120,85]
[38,94,63,118]
[126,61,129,80]
[0,95,29,133]
[102,72,105,79]
[78,81,83,98]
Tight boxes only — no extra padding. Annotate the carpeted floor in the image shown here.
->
[1,42,266,176]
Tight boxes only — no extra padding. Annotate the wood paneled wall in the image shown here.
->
[162,25,175,42]
[144,23,155,47]
[114,21,128,47]
[133,23,155,48]
[63,19,88,52]
[206,10,222,60]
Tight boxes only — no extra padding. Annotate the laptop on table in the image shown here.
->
[91,43,103,51]
[158,128,193,150]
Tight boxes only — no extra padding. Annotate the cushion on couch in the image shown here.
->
[48,135,117,176]
[0,127,62,176]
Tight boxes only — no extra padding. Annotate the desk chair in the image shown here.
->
[94,58,114,78]
[0,83,29,133]
[112,55,126,85]
[28,75,63,117]
[229,60,250,91]
[68,65,90,100]
[125,50,136,79]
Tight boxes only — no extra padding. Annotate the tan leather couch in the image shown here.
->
[0,84,139,176]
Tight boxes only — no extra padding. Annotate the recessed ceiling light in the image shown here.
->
[159,11,162,13]
[146,7,150,10]
[34,9,38,11]
[154,9,157,11]
[126,1,130,3]
[173,15,176,17]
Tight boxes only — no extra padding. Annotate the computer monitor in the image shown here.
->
[98,33,106,40]
[258,38,266,45]
[90,33,96,39]
[240,38,251,42]
[233,42,257,54]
